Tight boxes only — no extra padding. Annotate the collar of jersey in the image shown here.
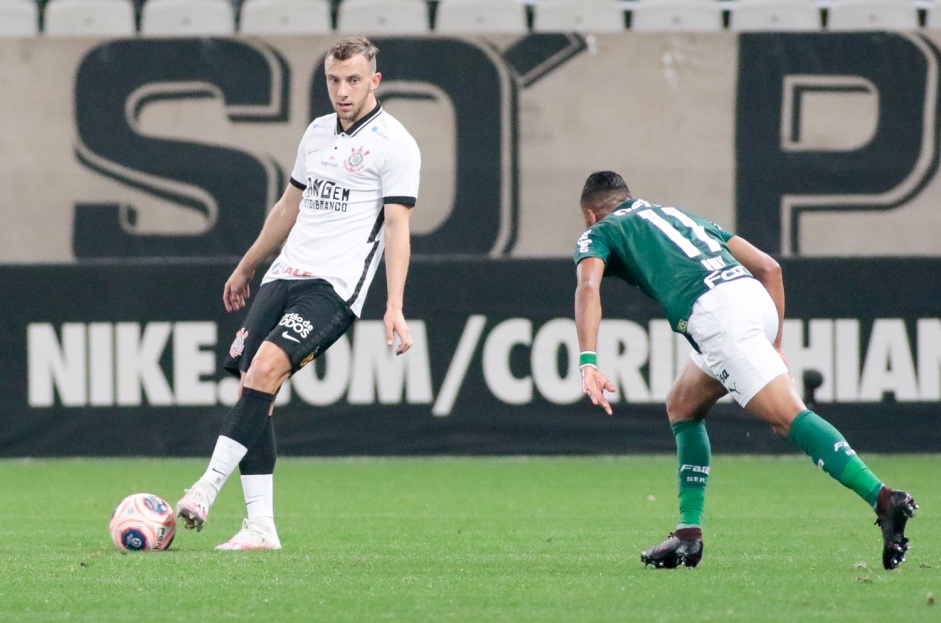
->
[599,198,641,222]
[335,102,383,137]
[618,198,641,211]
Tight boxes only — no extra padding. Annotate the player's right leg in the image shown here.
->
[641,360,726,569]
[214,279,355,549]
[176,382,279,531]
[177,282,289,531]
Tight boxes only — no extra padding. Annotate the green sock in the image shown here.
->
[672,419,711,528]
[787,410,883,507]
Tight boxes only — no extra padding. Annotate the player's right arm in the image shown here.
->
[223,184,303,312]
[575,257,617,415]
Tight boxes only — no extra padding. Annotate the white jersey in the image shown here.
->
[262,103,421,316]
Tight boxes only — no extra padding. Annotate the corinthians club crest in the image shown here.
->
[344,146,370,173]
[229,328,248,358]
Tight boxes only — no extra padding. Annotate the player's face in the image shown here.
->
[325,54,381,129]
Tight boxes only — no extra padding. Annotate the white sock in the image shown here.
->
[241,474,276,534]
[197,436,248,505]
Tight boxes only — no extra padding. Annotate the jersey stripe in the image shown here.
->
[346,210,386,308]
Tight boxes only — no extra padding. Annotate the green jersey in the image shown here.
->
[573,199,752,333]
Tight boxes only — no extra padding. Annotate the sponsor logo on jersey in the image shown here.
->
[229,328,248,358]
[576,230,592,254]
[270,262,313,277]
[703,264,749,290]
[344,146,370,173]
[304,178,351,212]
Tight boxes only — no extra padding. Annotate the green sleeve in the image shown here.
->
[573,227,611,265]
[709,223,735,243]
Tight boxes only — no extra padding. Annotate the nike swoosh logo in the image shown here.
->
[282,331,300,343]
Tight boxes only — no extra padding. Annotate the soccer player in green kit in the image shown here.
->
[573,171,917,570]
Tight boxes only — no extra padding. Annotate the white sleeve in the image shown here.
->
[290,127,309,189]
[381,133,421,207]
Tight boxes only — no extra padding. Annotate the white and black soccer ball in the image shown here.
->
[109,493,177,551]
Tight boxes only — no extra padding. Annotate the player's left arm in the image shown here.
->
[383,202,413,355]
[575,257,617,415]
[727,235,786,352]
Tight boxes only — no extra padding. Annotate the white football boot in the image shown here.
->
[175,481,213,532]
[215,519,282,551]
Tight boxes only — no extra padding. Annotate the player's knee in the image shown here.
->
[768,412,796,438]
[665,391,698,424]
[244,352,291,392]
[747,401,796,437]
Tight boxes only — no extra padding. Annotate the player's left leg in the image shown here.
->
[746,373,886,501]
[689,278,917,568]
[216,418,282,551]
[641,360,726,569]
[745,375,918,569]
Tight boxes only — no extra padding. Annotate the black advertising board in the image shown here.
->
[4,258,939,456]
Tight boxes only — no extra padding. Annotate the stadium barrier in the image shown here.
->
[4,258,940,456]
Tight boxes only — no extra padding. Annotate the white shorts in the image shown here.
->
[687,278,788,407]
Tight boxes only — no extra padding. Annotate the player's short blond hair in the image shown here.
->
[326,37,379,71]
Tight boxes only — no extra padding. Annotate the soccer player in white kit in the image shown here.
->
[175,37,421,550]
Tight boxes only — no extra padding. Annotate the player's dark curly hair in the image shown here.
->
[580,171,631,213]
[327,37,379,68]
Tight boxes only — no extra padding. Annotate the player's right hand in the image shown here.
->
[581,366,616,416]
[223,267,254,312]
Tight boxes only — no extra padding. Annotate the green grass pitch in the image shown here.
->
[1,455,938,622]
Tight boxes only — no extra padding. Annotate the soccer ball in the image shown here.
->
[109,493,177,551]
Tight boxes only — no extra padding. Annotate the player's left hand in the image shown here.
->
[384,308,412,355]
[581,366,616,416]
